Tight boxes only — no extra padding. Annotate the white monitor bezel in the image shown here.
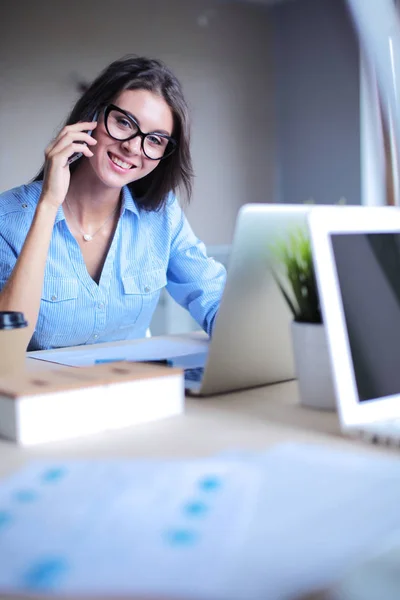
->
[308,206,400,428]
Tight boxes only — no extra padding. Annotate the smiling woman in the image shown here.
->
[0,56,226,351]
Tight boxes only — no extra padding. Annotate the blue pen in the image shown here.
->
[95,358,173,366]
[95,358,126,364]
[138,359,173,366]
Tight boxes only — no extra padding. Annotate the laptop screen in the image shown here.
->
[330,232,400,402]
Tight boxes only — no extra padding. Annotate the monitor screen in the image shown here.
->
[330,232,400,402]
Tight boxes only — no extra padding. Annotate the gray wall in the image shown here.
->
[0,0,275,245]
[271,0,361,205]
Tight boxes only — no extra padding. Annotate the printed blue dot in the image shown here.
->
[13,489,38,503]
[0,510,12,530]
[184,501,208,517]
[41,467,66,483]
[23,557,68,590]
[165,529,199,546]
[198,475,222,492]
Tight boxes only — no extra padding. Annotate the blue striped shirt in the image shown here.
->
[0,182,226,351]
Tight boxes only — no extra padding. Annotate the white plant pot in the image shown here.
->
[291,321,336,411]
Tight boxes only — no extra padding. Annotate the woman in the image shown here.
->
[0,56,226,351]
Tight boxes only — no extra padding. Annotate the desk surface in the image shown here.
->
[0,335,396,600]
[0,334,394,479]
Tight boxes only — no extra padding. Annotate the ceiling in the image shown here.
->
[234,0,294,4]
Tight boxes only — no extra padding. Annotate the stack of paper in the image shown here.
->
[28,336,209,367]
[1,443,400,599]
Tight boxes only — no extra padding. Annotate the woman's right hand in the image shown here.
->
[40,121,98,208]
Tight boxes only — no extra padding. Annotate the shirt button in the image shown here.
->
[98,303,104,309]
[93,334,99,339]
[144,286,150,293]
[21,203,28,209]
[51,295,57,301]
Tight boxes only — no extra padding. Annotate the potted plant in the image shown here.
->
[269,226,336,411]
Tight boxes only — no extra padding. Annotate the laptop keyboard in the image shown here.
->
[184,367,204,383]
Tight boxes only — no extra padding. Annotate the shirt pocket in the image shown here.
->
[35,278,79,348]
[119,268,167,333]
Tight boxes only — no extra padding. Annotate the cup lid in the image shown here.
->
[0,311,28,329]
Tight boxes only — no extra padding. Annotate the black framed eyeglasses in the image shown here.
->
[103,104,177,161]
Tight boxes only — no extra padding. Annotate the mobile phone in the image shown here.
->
[67,111,98,166]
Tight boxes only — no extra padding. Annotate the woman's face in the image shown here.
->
[88,88,174,189]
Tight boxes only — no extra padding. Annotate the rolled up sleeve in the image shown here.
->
[166,199,226,336]
[0,231,18,290]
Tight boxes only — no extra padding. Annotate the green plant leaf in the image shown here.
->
[270,268,298,319]
[268,225,322,324]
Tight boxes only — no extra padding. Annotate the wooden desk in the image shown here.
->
[0,335,396,600]
[0,334,393,479]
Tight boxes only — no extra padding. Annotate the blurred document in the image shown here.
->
[2,444,400,599]
[0,458,262,599]
[28,337,209,367]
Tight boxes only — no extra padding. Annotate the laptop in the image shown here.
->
[308,205,400,443]
[170,203,314,396]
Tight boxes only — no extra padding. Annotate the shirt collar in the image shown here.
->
[121,185,141,219]
[53,185,140,225]
[54,205,66,225]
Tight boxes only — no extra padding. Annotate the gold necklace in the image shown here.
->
[65,198,119,242]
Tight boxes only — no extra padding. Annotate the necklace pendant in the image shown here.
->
[83,234,93,242]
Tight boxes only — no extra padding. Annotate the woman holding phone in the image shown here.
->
[0,56,226,351]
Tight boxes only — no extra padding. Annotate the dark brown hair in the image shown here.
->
[34,55,194,210]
